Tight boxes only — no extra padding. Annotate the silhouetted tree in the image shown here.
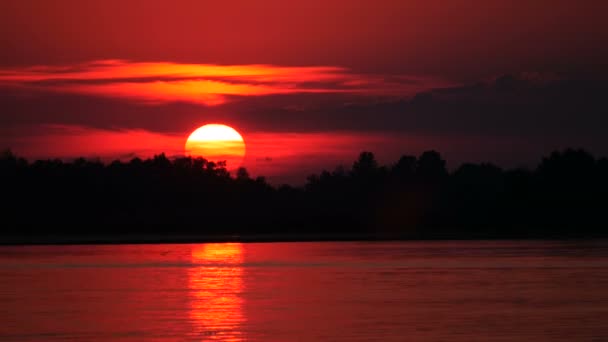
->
[391,155,417,181]
[416,150,447,181]
[352,151,378,178]
[1,147,607,239]
[236,167,250,181]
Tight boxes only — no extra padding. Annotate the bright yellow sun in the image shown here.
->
[185,124,246,168]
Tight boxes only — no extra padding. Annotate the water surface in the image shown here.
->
[1,241,608,341]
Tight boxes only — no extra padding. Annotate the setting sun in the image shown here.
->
[185,124,246,168]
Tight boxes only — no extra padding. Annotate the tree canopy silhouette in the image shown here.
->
[1,148,607,240]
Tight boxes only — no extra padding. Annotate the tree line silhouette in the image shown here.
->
[1,148,607,240]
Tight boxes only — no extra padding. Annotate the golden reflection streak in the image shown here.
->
[188,243,245,341]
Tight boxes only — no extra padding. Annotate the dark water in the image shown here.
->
[1,241,608,341]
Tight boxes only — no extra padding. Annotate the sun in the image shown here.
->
[185,124,246,168]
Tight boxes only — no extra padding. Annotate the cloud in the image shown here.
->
[0,60,453,106]
[234,74,607,137]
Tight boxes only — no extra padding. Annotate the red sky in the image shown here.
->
[1,0,607,183]
[1,1,606,79]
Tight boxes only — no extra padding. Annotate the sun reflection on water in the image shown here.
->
[188,243,245,341]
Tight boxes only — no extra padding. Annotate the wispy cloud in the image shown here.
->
[0,60,454,105]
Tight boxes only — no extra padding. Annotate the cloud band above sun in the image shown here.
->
[0,60,453,106]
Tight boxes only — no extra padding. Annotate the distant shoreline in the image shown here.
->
[1,233,604,246]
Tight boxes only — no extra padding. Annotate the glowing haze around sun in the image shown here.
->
[185,124,246,169]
